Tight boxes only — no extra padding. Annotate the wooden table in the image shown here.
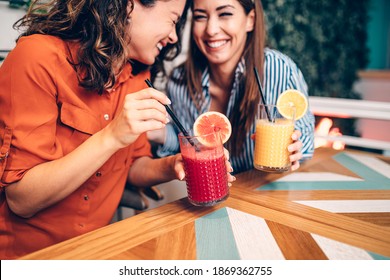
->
[21,148,390,260]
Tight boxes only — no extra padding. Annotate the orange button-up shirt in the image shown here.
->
[0,35,152,259]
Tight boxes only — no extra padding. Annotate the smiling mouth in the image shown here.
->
[206,40,228,48]
[157,42,163,52]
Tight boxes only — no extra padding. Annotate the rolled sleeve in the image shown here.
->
[287,58,315,161]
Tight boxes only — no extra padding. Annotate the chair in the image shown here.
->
[117,183,164,220]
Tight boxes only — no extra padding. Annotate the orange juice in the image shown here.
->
[254,119,294,172]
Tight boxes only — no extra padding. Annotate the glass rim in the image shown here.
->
[178,128,222,140]
[258,104,296,109]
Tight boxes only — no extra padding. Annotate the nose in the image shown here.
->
[168,27,178,44]
[206,16,220,36]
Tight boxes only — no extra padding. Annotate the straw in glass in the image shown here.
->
[253,67,272,122]
[144,79,196,147]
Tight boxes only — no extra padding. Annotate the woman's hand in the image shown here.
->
[288,130,303,171]
[251,130,303,171]
[105,88,170,149]
[224,148,236,185]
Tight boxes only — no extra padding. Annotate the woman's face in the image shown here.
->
[192,0,254,67]
[127,0,187,65]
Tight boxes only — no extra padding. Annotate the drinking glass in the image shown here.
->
[179,130,229,206]
[254,104,296,172]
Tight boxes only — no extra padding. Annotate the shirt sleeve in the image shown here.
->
[0,37,61,186]
[130,132,153,162]
[287,59,315,161]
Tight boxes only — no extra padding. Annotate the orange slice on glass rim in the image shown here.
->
[193,111,232,146]
[276,89,308,120]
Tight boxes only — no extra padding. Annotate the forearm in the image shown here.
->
[5,127,119,218]
[128,155,178,187]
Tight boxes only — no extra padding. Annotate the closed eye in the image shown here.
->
[219,12,233,17]
[193,14,207,21]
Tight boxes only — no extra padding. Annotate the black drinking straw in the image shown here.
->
[144,79,196,146]
[253,67,272,122]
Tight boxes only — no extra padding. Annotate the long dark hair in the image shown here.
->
[184,0,265,156]
[14,0,190,94]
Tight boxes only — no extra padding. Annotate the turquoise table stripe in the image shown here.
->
[257,153,390,191]
[195,208,240,260]
[334,153,390,184]
[368,251,390,260]
[258,181,390,191]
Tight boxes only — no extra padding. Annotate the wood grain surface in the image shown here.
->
[20,148,390,260]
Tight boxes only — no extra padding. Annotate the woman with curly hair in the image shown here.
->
[0,0,233,259]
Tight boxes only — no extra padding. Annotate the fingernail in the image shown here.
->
[228,167,233,172]
[232,176,236,181]
[166,98,171,105]
[166,117,170,123]
[228,183,232,188]
[179,171,185,181]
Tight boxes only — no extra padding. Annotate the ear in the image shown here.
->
[246,9,255,32]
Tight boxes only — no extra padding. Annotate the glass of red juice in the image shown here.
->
[178,130,229,206]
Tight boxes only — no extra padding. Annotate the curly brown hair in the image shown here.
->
[14,0,190,94]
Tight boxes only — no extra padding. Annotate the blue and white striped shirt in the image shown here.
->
[156,48,315,174]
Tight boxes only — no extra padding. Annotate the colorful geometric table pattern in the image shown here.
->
[256,152,390,191]
[19,149,390,260]
[195,207,389,260]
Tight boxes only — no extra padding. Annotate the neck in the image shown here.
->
[208,64,236,113]
[209,64,235,92]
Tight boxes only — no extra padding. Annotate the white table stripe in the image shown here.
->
[275,172,363,182]
[294,200,390,213]
[311,234,373,260]
[226,208,285,260]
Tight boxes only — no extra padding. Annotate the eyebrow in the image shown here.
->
[193,4,235,13]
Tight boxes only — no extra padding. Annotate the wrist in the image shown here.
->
[147,127,167,144]
[96,126,122,153]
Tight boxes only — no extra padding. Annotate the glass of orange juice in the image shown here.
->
[254,104,295,172]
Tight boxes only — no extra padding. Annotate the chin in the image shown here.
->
[129,52,157,66]
[141,56,157,66]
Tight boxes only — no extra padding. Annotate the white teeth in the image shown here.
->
[157,43,163,51]
[207,40,227,48]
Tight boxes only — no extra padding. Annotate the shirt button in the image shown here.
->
[84,195,89,201]
[96,171,102,177]
[103,114,110,121]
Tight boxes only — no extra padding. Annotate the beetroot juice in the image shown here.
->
[182,152,229,206]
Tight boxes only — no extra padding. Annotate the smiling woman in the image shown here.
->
[0,0,221,260]
[151,0,315,174]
